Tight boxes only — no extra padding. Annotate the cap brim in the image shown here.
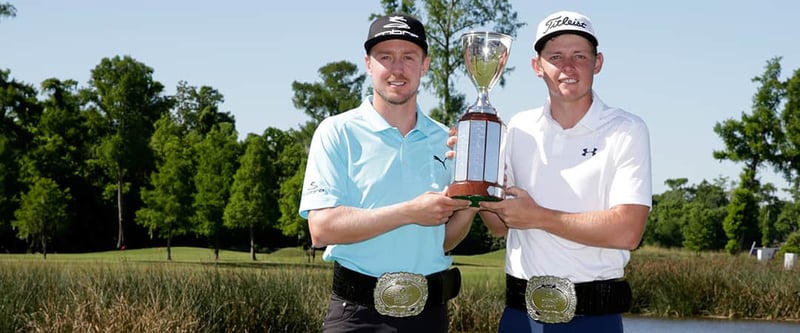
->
[534,30,597,53]
[365,35,428,54]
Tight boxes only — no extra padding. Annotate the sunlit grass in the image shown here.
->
[1,246,798,332]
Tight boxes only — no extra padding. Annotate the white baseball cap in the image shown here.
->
[533,11,598,53]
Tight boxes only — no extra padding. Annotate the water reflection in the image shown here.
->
[623,316,800,333]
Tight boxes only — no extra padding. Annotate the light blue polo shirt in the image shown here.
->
[299,96,454,277]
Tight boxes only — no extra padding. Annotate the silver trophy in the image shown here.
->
[447,31,512,206]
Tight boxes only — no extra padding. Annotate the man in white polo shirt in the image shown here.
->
[477,10,652,333]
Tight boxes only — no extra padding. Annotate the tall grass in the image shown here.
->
[627,246,800,320]
[0,260,329,332]
[0,246,798,332]
[449,269,505,332]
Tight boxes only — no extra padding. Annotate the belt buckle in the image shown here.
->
[525,275,577,323]
[373,272,428,317]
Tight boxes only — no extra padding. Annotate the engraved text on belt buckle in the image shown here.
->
[373,272,429,317]
[525,275,577,323]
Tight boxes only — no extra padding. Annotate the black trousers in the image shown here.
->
[321,294,449,333]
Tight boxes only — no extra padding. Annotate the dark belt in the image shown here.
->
[506,274,632,316]
[332,262,461,309]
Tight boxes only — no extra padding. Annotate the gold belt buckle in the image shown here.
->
[373,272,429,317]
[525,275,577,323]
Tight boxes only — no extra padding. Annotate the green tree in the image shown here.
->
[714,58,785,254]
[0,2,15,21]
[0,70,41,244]
[682,180,728,251]
[713,58,784,190]
[683,205,718,252]
[262,128,290,236]
[291,61,365,123]
[723,174,761,254]
[12,177,70,259]
[85,56,171,249]
[276,130,310,245]
[136,115,194,261]
[757,183,784,247]
[779,231,800,255]
[774,64,800,248]
[166,80,238,259]
[193,122,240,260]
[0,134,10,221]
[224,134,270,260]
[644,178,690,247]
[173,80,234,136]
[19,78,106,251]
[34,79,90,181]
[779,65,800,194]
[376,0,524,125]
[774,201,800,243]
[278,158,307,245]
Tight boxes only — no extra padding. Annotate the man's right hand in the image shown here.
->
[405,191,472,226]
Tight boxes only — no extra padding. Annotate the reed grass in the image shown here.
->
[626,247,800,321]
[0,260,329,332]
[0,246,798,332]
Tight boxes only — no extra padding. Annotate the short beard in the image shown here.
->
[375,88,418,106]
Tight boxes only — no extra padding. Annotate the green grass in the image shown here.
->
[1,246,505,265]
[1,246,278,262]
[627,246,800,320]
[1,246,798,333]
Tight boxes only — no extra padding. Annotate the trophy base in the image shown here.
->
[447,181,504,207]
[452,194,501,208]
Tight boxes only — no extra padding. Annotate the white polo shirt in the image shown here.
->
[504,91,652,283]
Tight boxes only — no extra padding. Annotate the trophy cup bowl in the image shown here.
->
[447,31,512,207]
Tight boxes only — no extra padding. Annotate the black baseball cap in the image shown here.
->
[364,14,428,54]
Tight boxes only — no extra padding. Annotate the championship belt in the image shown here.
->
[525,275,577,323]
[373,272,429,317]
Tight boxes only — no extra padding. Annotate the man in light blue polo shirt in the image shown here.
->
[299,13,478,333]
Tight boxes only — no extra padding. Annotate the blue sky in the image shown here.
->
[2,1,799,197]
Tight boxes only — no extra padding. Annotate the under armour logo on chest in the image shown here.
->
[582,148,598,156]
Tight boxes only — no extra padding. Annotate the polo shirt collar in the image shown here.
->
[358,96,439,137]
[540,90,607,132]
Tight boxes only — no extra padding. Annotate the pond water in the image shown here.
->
[623,316,800,333]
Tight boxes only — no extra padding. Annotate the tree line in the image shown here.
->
[0,1,525,259]
[648,57,800,255]
[2,1,799,259]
